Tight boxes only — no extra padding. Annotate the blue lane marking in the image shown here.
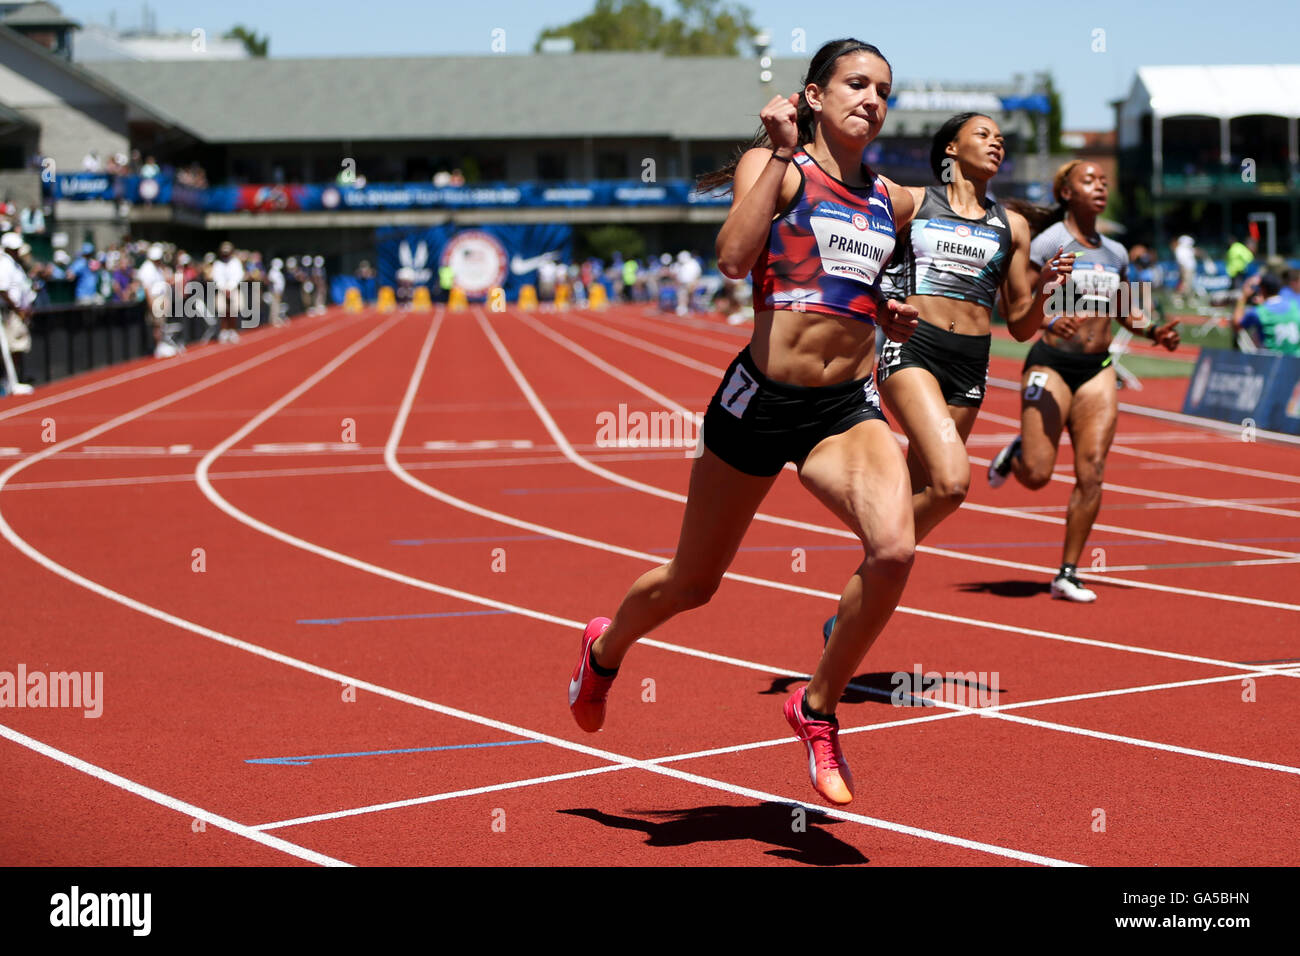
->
[298,609,510,626]
[391,534,551,546]
[247,739,541,766]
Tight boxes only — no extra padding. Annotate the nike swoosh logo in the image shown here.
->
[511,252,560,275]
[568,671,582,706]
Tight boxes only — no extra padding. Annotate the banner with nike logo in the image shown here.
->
[376,223,572,302]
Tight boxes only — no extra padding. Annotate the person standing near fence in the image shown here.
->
[212,242,244,343]
[0,232,34,389]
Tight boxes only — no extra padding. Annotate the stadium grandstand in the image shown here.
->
[0,0,1064,303]
[1117,65,1300,255]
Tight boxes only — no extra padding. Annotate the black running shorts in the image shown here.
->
[701,347,887,477]
[876,320,991,407]
[1023,339,1113,394]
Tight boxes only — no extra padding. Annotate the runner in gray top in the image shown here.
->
[989,160,1181,603]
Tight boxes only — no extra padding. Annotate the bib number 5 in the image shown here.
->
[1024,370,1050,403]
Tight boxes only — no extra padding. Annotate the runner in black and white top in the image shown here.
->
[989,160,1181,602]
[820,113,1073,641]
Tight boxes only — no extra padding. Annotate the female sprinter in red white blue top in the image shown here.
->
[568,39,922,806]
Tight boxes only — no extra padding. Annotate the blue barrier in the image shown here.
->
[1182,348,1300,435]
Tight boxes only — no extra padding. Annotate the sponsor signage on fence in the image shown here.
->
[1182,348,1300,435]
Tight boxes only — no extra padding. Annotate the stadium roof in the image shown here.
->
[83,54,1036,145]
[1133,65,1300,119]
[0,1,79,29]
[85,53,822,143]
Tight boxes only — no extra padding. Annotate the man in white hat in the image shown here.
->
[211,241,244,342]
[0,232,35,392]
[267,257,286,326]
[137,243,172,353]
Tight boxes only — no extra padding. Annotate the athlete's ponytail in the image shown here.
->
[696,38,892,194]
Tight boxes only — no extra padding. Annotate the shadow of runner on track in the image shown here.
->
[957,579,1053,598]
[761,673,1007,707]
[558,802,868,865]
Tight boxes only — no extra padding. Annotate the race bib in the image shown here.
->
[1024,370,1050,402]
[808,202,893,286]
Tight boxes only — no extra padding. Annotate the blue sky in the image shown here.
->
[57,0,1296,128]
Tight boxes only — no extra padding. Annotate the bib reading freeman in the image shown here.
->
[753,150,897,323]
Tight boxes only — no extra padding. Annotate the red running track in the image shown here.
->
[1,304,1297,867]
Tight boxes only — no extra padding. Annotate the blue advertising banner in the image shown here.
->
[1182,349,1300,435]
[376,223,573,302]
[45,172,175,203]
[47,175,731,211]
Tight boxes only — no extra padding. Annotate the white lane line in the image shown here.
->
[0,723,351,866]
[592,309,741,352]
[1088,557,1300,573]
[0,450,693,493]
[984,374,1300,448]
[977,407,1300,487]
[550,311,727,375]
[957,497,1300,559]
[252,764,629,831]
[0,337,228,422]
[505,309,1300,613]
[252,661,1300,832]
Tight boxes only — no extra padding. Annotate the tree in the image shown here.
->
[225,25,269,58]
[535,0,757,56]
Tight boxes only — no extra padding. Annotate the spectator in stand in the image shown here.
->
[355,260,377,303]
[1225,235,1257,289]
[68,242,103,305]
[438,262,454,303]
[292,256,314,313]
[140,156,160,179]
[108,249,138,303]
[674,250,702,315]
[50,249,70,279]
[1234,273,1300,356]
[135,243,169,350]
[311,256,327,313]
[211,241,244,343]
[0,232,35,387]
[1172,235,1199,293]
[433,170,452,187]
[1283,268,1300,305]
[267,257,286,325]
[537,258,557,308]
[82,151,102,172]
[621,255,639,301]
[395,267,416,309]
[449,169,465,186]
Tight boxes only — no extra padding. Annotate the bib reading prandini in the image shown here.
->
[808,202,894,285]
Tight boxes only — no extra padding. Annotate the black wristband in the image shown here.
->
[770,150,794,163]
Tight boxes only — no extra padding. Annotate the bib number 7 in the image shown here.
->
[722,365,757,418]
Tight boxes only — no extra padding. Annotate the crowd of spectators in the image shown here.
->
[32,149,209,188]
[0,227,332,390]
